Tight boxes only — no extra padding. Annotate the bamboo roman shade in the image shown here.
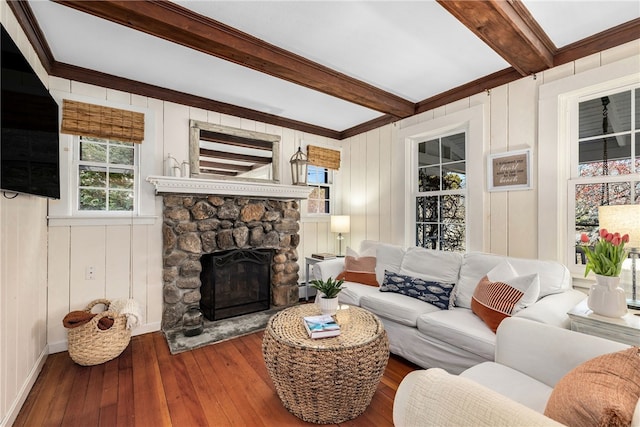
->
[61,100,145,143]
[307,145,341,170]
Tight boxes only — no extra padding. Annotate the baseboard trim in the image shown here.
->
[0,345,48,427]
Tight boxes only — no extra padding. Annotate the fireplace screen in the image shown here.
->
[200,248,272,321]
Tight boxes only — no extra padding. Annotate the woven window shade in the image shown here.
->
[61,99,145,143]
[307,145,340,170]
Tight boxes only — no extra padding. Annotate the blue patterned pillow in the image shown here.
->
[379,270,455,310]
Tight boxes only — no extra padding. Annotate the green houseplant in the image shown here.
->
[310,277,345,315]
[580,229,629,277]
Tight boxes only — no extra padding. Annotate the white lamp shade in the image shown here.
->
[598,205,640,249]
[330,215,350,234]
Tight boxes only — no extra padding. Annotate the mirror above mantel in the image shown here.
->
[189,119,280,183]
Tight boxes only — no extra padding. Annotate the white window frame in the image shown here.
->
[306,165,334,216]
[413,130,467,251]
[73,136,139,215]
[567,85,639,276]
[400,104,487,251]
[537,55,639,271]
[48,92,157,226]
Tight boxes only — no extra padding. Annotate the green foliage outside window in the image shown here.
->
[78,137,135,212]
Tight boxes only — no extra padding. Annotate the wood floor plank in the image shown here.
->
[153,332,210,426]
[14,330,418,426]
[131,334,172,425]
[98,357,119,421]
[115,343,135,426]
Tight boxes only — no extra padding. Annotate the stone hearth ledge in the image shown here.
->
[146,175,314,199]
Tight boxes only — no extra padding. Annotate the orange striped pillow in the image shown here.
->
[336,247,378,287]
[471,272,539,332]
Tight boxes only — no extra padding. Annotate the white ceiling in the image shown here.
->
[28,0,640,133]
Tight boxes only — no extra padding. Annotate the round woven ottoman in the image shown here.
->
[262,304,389,424]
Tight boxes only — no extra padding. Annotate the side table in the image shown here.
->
[262,304,389,424]
[304,256,323,301]
[568,299,640,346]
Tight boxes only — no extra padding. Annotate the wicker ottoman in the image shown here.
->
[262,304,389,424]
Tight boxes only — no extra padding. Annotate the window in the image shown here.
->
[570,87,639,269]
[307,165,331,214]
[415,132,466,251]
[76,136,137,212]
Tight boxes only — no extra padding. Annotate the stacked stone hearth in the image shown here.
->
[162,194,301,330]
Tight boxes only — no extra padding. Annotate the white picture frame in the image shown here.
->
[487,149,532,192]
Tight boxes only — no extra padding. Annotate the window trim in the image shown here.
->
[399,104,486,251]
[73,136,139,216]
[414,130,467,251]
[48,92,157,226]
[305,165,333,217]
[537,55,639,270]
[567,85,639,276]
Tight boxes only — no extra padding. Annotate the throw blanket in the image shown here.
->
[109,298,142,330]
[62,311,114,330]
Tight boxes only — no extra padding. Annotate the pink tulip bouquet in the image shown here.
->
[580,229,629,277]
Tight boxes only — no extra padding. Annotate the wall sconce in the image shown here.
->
[599,204,640,309]
[331,215,350,257]
[289,147,308,185]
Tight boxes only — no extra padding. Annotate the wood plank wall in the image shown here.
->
[1,0,637,422]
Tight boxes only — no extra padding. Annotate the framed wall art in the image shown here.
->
[487,149,532,192]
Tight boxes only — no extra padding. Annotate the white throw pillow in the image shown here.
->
[374,243,405,286]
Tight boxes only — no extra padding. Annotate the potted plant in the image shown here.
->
[580,229,629,317]
[310,277,345,315]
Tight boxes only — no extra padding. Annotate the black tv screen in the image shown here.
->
[1,24,60,199]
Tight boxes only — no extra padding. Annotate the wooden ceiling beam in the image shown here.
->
[53,0,416,119]
[437,0,555,76]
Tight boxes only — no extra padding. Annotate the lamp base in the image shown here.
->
[627,299,640,310]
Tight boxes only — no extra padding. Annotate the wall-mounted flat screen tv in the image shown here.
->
[1,24,60,199]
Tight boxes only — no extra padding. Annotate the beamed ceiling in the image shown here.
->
[7,0,640,140]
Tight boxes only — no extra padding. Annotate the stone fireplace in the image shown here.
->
[152,176,313,330]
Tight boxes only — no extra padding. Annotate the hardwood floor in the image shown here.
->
[14,331,419,426]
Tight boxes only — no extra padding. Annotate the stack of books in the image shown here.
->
[303,314,341,339]
[311,253,336,260]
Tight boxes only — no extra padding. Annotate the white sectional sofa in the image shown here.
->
[393,317,637,427]
[312,241,587,374]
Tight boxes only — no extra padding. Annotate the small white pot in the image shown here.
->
[317,295,339,316]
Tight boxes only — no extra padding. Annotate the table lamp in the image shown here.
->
[598,204,640,309]
[330,215,350,257]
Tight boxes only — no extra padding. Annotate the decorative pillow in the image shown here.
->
[471,260,540,332]
[379,270,455,310]
[336,246,378,286]
[544,347,640,427]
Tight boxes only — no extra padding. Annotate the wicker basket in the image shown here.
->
[67,299,131,366]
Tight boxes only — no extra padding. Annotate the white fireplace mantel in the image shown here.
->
[146,175,314,200]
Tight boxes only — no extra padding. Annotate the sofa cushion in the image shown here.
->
[360,291,440,327]
[461,362,554,413]
[544,347,640,427]
[456,252,570,309]
[416,308,496,360]
[374,243,405,286]
[337,281,381,306]
[399,247,463,285]
[336,246,378,286]
[380,270,454,310]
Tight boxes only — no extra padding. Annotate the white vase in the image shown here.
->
[587,274,627,318]
[318,295,339,316]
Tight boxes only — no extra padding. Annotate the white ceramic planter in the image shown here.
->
[587,274,627,318]
[317,295,339,316]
